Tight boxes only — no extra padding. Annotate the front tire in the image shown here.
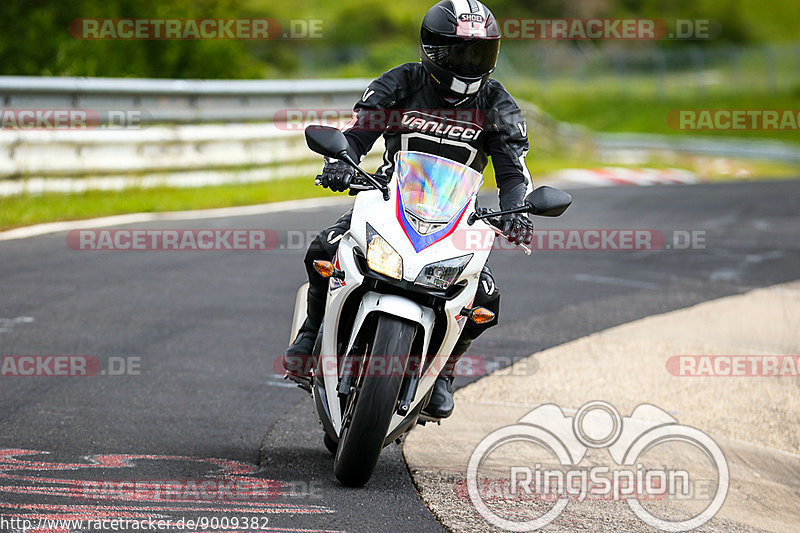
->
[323,432,337,454]
[333,314,417,487]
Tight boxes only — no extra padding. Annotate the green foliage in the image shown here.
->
[0,0,796,79]
[510,81,800,144]
[0,0,265,78]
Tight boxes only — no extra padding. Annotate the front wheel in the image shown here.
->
[323,432,337,454]
[333,314,417,487]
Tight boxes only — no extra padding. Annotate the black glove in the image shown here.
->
[317,158,354,192]
[501,213,533,246]
[498,182,534,246]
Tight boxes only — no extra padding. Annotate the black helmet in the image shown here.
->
[420,0,501,102]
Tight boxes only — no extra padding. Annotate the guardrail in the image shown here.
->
[0,76,385,195]
[0,123,386,195]
[0,76,371,123]
[1,75,797,195]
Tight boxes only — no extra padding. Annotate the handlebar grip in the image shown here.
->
[487,220,533,255]
[486,216,503,229]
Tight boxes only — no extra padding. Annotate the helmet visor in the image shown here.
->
[422,38,499,77]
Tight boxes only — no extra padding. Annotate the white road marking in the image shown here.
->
[0,316,35,334]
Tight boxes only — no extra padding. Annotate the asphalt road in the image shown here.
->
[0,179,798,533]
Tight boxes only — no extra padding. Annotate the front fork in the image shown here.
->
[396,356,423,416]
[335,343,421,417]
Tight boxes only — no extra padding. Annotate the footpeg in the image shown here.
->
[284,372,312,393]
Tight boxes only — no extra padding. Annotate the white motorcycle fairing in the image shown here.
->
[309,152,494,441]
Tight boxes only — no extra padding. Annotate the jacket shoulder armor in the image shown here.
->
[356,63,427,110]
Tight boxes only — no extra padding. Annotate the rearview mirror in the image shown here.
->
[525,186,572,217]
[305,125,350,159]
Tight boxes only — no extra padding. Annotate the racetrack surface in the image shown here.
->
[0,179,798,532]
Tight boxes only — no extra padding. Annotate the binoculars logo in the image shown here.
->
[467,401,729,532]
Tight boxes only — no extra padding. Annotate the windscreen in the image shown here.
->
[395,151,483,223]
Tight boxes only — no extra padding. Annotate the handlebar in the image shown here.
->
[314,176,532,255]
[348,174,378,191]
[314,171,385,195]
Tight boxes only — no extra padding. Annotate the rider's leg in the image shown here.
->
[425,264,500,418]
[284,210,353,377]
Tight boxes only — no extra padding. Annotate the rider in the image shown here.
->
[284,0,534,418]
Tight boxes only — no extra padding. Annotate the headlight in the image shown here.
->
[366,224,403,280]
[414,254,472,290]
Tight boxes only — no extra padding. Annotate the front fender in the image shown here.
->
[324,292,436,434]
[346,292,435,356]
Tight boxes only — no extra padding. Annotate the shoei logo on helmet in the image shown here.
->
[459,13,484,23]
[457,17,488,38]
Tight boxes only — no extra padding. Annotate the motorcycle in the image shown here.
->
[285,125,572,487]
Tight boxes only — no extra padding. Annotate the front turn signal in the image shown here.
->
[465,307,495,324]
[313,260,343,280]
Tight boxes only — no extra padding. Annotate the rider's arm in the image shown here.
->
[342,128,381,163]
[486,132,530,208]
[483,81,532,209]
[342,64,417,161]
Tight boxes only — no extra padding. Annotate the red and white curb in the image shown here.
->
[546,167,698,187]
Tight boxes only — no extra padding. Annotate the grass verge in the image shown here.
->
[2,155,798,232]
[509,81,800,145]
[0,176,322,231]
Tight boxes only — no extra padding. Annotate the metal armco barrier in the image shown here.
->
[0,76,797,195]
[0,76,371,123]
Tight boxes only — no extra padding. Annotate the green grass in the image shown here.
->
[509,80,800,145]
[0,177,323,230]
[3,141,799,232]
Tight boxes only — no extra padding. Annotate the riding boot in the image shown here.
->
[284,282,327,378]
[423,338,472,419]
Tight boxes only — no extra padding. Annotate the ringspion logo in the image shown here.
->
[467,401,728,531]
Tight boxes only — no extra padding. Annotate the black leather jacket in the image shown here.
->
[342,62,532,206]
